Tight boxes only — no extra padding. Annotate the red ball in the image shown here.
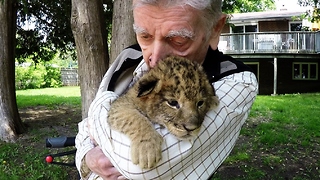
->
[45,156,53,163]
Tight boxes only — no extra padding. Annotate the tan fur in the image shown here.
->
[107,56,219,169]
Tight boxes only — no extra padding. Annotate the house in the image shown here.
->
[219,10,320,95]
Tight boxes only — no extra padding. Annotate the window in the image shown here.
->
[231,24,258,51]
[232,26,244,33]
[289,22,302,31]
[231,25,257,33]
[245,25,258,33]
[293,62,318,80]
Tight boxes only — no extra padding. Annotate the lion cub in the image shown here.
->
[107,56,219,169]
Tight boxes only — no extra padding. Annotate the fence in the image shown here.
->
[219,31,320,54]
[61,68,79,86]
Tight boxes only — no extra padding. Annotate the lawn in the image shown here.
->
[16,86,81,108]
[0,87,319,179]
[212,93,320,179]
[1,87,81,180]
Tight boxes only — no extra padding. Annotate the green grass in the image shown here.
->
[249,93,320,147]
[0,143,70,180]
[16,86,81,108]
[212,93,320,179]
[0,86,81,180]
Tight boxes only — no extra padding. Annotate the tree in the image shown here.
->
[16,0,75,62]
[110,0,136,64]
[298,0,320,23]
[298,0,319,7]
[222,0,276,13]
[71,0,110,118]
[16,0,113,118]
[0,0,25,142]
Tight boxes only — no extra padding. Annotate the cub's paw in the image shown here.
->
[131,133,163,169]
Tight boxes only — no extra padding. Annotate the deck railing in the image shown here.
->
[219,31,320,54]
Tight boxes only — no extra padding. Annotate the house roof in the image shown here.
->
[229,10,306,23]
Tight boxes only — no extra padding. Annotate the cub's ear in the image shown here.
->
[137,79,158,97]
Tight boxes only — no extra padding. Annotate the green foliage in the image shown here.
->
[15,61,62,90]
[16,0,113,64]
[14,0,274,65]
[44,66,63,88]
[298,0,319,7]
[222,0,276,13]
[16,28,56,63]
[51,51,78,68]
[17,0,75,61]
[298,0,320,22]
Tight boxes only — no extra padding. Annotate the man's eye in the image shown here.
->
[168,36,189,47]
[142,35,149,39]
[140,34,152,40]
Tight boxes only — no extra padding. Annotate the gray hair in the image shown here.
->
[132,0,222,30]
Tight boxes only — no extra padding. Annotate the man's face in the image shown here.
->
[133,5,212,68]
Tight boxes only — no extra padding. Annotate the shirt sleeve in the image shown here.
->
[75,46,143,180]
[75,117,95,179]
[75,91,120,180]
[87,70,258,179]
[74,61,120,179]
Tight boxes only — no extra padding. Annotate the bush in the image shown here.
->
[15,62,62,90]
[44,66,63,88]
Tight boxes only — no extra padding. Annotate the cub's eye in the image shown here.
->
[167,100,180,109]
[197,101,204,108]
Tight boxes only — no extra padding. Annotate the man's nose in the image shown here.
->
[149,41,170,68]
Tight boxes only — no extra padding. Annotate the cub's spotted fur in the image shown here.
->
[107,56,219,169]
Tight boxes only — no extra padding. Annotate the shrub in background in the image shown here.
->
[44,66,63,88]
[15,62,62,90]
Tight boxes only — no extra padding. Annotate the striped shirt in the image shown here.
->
[75,44,258,180]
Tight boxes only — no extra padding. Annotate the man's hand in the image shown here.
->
[85,147,127,180]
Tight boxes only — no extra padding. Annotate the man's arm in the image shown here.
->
[75,45,143,179]
[75,117,126,180]
[75,118,94,179]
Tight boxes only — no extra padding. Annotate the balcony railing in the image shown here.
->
[219,31,320,54]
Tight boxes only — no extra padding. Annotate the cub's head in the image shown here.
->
[134,56,219,140]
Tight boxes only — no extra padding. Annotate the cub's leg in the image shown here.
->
[107,96,163,169]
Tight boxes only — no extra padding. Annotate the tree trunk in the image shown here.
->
[71,0,109,119]
[0,0,25,142]
[110,0,137,64]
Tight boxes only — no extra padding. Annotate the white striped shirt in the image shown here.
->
[75,46,258,180]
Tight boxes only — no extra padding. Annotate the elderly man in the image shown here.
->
[75,0,258,179]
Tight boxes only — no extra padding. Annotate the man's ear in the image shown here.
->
[210,14,227,50]
[137,79,158,97]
